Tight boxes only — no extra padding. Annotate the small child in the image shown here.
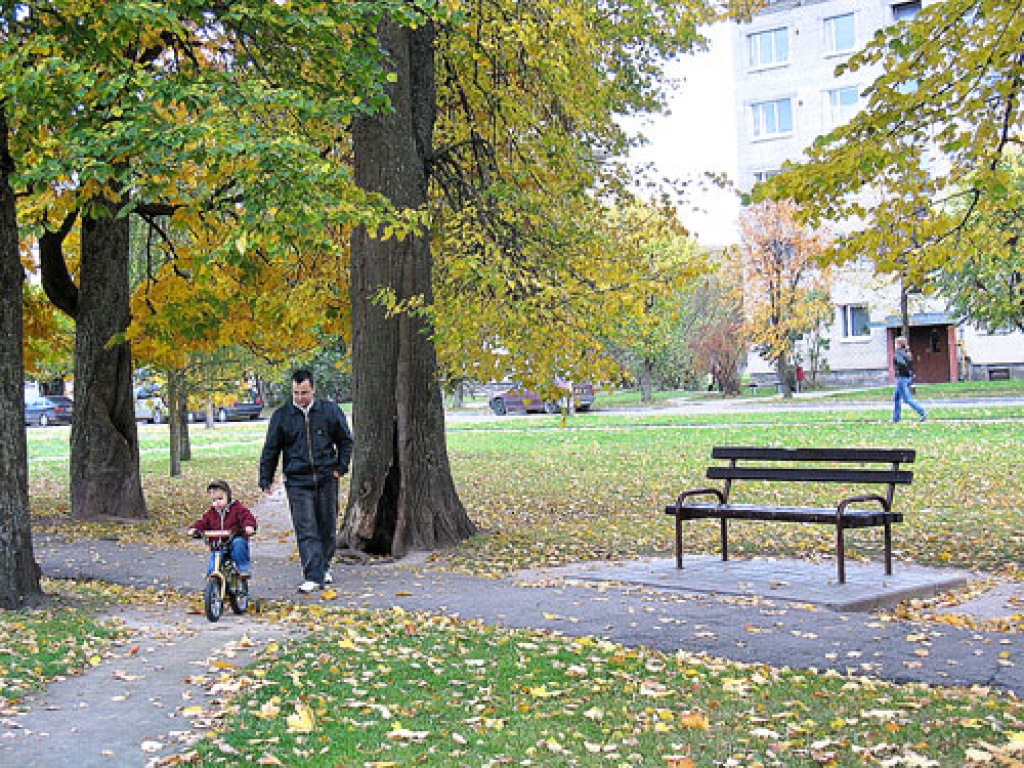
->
[188,480,258,578]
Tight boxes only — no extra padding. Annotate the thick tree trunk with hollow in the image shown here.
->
[0,105,42,607]
[341,19,476,557]
[70,203,147,519]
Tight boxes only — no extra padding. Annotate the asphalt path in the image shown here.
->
[31,533,1024,694]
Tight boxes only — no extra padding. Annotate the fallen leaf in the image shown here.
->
[286,701,315,733]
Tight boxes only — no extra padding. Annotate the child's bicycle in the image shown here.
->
[196,530,250,622]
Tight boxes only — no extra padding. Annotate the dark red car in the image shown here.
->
[488,382,595,415]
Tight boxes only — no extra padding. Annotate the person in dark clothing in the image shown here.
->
[892,336,927,423]
[259,370,354,593]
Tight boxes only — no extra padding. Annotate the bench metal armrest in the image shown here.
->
[837,493,890,518]
[674,487,725,512]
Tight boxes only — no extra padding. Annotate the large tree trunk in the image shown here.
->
[70,202,147,519]
[0,105,42,607]
[341,19,476,558]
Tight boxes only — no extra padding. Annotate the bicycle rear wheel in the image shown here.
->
[228,572,249,615]
[204,578,223,622]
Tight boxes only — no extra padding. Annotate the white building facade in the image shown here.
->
[733,0,1024,385]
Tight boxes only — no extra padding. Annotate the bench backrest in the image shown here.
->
[706,446,915,506]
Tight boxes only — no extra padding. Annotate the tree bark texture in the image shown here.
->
[342,20,476,557]
[639,359,655,404]
[0,105,43,607]
[70,201,147,519]
[166,368,190,476]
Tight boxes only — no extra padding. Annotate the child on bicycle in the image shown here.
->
[188,479,258,578]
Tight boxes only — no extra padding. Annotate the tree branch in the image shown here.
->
[38,211,79,318]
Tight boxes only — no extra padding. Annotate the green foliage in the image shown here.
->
[929,158,1024,332]
[430,0,717,390]
[3,1,419,375]
[765,0,1024,290]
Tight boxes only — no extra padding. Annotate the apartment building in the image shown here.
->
[733,0,1024,385]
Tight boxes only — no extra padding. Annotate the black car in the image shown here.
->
[189,393,265,422]
[24,395,74,427]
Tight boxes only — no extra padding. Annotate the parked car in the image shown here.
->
[488,381,596,415]
[24,395,74,427]
[134,387,167,424]
[190,392,264,423]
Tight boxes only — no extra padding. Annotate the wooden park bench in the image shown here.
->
[665,446,915,583]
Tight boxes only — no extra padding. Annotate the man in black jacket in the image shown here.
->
[259,369,354,593]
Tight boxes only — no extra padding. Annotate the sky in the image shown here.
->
[625,24,740,247]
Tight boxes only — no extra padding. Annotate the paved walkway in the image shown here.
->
[8,487,1024,766]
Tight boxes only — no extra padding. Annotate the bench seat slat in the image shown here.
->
[665,503,903,527]
[706,467,913,484]
[711,446,916,464]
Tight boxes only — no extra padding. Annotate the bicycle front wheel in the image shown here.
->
[204,578,223,622]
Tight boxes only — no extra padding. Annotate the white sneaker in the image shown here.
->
[323,570,333,585]
[296,580,320,594]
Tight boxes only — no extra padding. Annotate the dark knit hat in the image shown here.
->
[206,479,233,502]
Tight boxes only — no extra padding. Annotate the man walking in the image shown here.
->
[892,336,927,423]
[259,370,354,593]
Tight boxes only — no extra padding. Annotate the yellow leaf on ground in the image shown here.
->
[678,712,710,730]
[253,700,281,720]
[286,701,315,733]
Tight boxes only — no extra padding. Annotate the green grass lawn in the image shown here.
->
[26,388,1024,576]
[187,604,1024,768]
[0,580,126,703]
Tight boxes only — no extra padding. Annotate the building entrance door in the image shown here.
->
[909,325,953,384]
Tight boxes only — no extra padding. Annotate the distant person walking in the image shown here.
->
[892,336,927,423]
[259,370,354,593]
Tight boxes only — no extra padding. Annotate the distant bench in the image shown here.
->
[746,379,781,394]
[665,446,915,583]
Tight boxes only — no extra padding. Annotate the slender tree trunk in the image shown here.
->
[341,19,476,557]
[0,104,43,607]
[167,368,187,477]
[70,201,147,519]
[639,358,655,404]
[179,405,192,462]
[776,356,793,399]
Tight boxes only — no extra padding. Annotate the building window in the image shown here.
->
[839,305,871,338]
[751,99,793,138]
[753,169,781,185]
[748,27,789,68]
[892,1,921,22]
[825,86,860,126]
[824,13,856,54]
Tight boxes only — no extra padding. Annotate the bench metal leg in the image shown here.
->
[837,527,846,584]
[721,518,729,561]
[884,522,893,575]
[674,514,683,569]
